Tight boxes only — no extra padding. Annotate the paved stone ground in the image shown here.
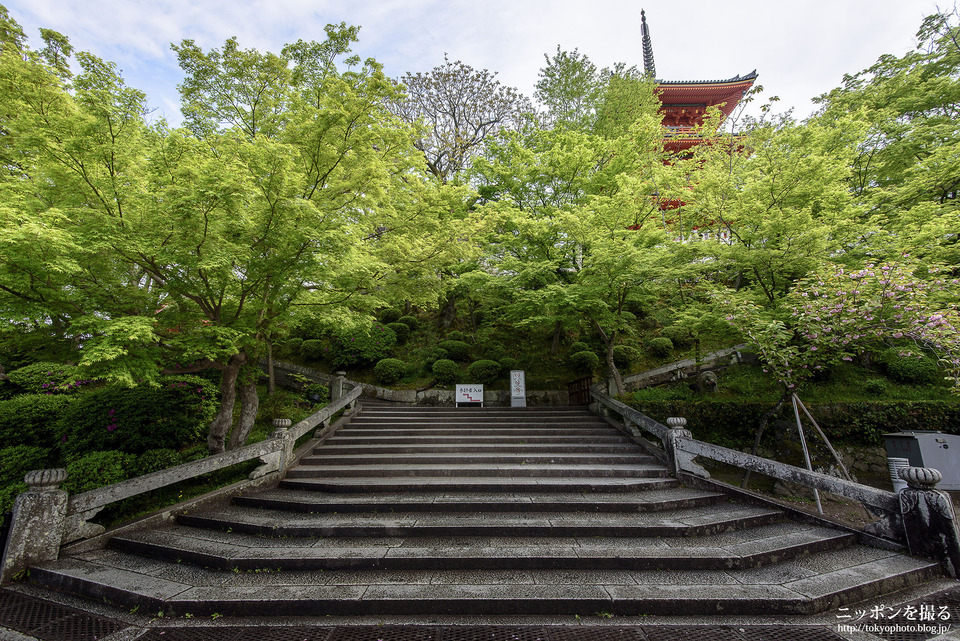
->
[3,579,960,641]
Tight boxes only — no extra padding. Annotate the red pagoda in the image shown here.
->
[641,9,757,154]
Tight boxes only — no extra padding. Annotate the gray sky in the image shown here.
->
[3,0,947,126]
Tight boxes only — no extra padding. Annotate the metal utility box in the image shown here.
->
[883,431,960,490]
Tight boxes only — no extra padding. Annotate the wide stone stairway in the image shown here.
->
[29,402,940,618]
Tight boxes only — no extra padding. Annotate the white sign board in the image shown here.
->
[510,370,527,407]
[455,384,483,406]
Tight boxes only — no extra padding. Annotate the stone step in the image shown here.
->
[107,521,857,572]
[174,504,783,538]
[324,434,633,445]
[285,463,668,479]
[278,476,681,494]
[232,487,726,513]
[31,548,939,617]
[333,426,616,435]
[299,453,656,466]
[313,443,643,455]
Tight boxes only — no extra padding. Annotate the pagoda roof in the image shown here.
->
[655,72,758,119]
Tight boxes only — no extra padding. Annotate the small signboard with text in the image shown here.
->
[455,384,483,407]
[510,370,526,407]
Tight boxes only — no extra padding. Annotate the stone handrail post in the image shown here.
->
[666,417,710,479]
[898,467,960,578]
[1,469,69,583]
[330,371,347,403]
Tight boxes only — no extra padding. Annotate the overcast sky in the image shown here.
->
[3,0,947,126]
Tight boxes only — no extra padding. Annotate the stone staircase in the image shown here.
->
[29,402,940,617]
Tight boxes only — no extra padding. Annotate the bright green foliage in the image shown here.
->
[374,358,407,385]
[467,359,502,385]
[431,359,459,385]
[569,351,599,374]
[437,340,471,362]
[535,47,603,131]
[0,394,73,448]
[62,451,134,494]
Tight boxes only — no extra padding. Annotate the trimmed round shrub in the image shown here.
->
[569,351,600,374]
[329,324,397,369]
[0,394,73,448]
[284,337,303,354]
[57,375,217,460]
[432,359,460,385]
[7,362,90,395]
[647,337,674,358]
[62,451,135,494]
[879,348,941,385]
[467,360,502,385]
[387,322,410,344]
[374,358,407,385]
[864,379,888,396]
[661,325,692,348]
[446,331,469,342]
[379,309,402,324]
[423,347,449,370]
[300,339,326,361]
[613,345,642,369]
[499,357,519,372]
[136,448,185,474]
[569,342,591,355]
[398,315,420,331]
[438,340,471,362]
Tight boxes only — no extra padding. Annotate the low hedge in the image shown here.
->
[0,394,73,448]
[625,396,960,449]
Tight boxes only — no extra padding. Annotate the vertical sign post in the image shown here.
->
[510,370,526,407]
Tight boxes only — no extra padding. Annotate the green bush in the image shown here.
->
[879,348,941,385]
[423,347,449,370]
[438,340,471,362]
[446,331,469,342]
[0,394,73,448]
[284,337,303,354]
[467,360,502,385]
[374,358,407,385]
[569,342,591,355]
[0,445,50,486]
[661,325,692,348]
[136,448,185,474]
[647,337,674,358]
[0,482,26,513]
[7,362,90,395]
[330,324,397,369]
[569,351,600,374]
[62,451,135,494]
[864,379,888,396]
[499,357,519,372]
[387,322,410,344]
[481,340,507,361]
[379,309,402,324]
[300,339,326,361]
[432,359,460,385]
[57,375,217,460]
[398,315,420,331]
[613,345,642,369]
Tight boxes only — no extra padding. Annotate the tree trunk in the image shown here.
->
[439,294,457,329]
[267,342,275,396]
[595,322,625,396]
[207,354,244,454]
[227,378,260,450]
[551,320,562,355]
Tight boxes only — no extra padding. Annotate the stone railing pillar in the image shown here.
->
[898,466,960,577]
[665,417,710,479]
[1,469,68,583]
[330,371,347,403]
[272,418,295,473]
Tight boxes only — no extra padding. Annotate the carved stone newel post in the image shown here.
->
[898,466,960,577]
[665,417,710,479]
[1,469,69,583]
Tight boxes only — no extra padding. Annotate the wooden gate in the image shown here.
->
[566,376,593,406]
